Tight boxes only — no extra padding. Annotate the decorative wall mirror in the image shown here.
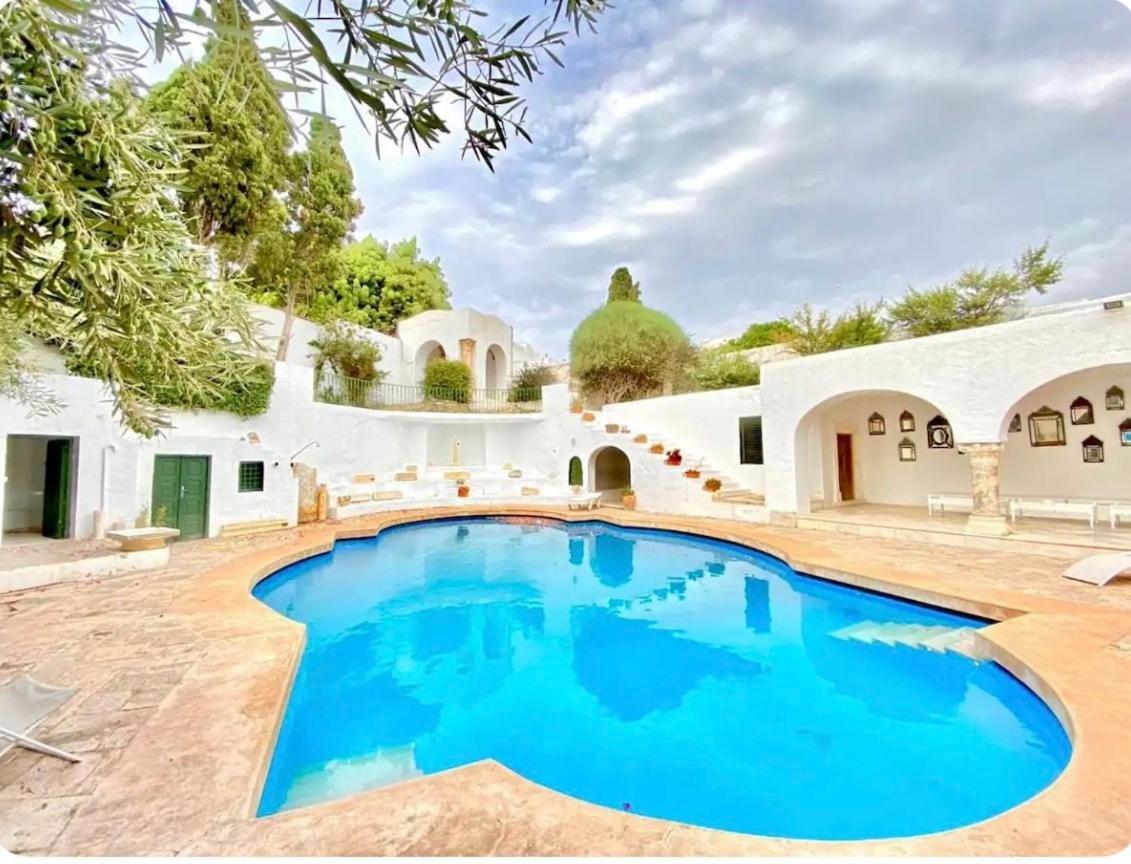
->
[1069,396,1094,425]
[1008,413,1021,433]
[926,415,953,449]
[1028,406,1066,446]
[899,410,915,432]
[898,438,917,462]
[868,412,886,435]
[1107,386,1125,411]
[1081,435,1104,464]
[1121,418,1131,447]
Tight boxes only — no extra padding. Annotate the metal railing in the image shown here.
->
[314,371,543,414]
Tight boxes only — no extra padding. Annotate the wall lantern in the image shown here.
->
[1008,413,1022,433]
[899,411,915,432]
[926,415,954,449]
[1028,406,1066,447]
[898,438,917,462]
[1081,435,1104,464]
[1121,418,1131,447]
[1070,396,1094,425]
[1106,386,1125,411]
[868,412,886,436]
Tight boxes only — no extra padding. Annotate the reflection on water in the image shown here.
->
[254,518,1069,840]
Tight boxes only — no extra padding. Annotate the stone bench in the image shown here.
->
[106,527,180,551]
[218,519,290,538]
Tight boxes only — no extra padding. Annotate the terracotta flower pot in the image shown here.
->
[649,444,664,454]
[633,434,648,444]
[582,412,596,422]
[622,494,637,511]
[457,485,470,498]
[684,470,700,479]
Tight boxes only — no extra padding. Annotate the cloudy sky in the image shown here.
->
[150,0,1131,357]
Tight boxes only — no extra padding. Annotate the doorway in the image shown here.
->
[3,435,76,541]
[152,455,211,540]
[836,433,855,502]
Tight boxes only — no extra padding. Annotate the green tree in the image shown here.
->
[424,359,472,404]
[310,322,384,381]
[690,348,761,391]
[0,1,262,436]
[308,236,450,333]
[146,0,291,265]
[606,266,641,303]
[248,117,363,360]
[724,319,796,351]
[786,302,889,356]
[887,243,1062,337]
[570,301,692,404]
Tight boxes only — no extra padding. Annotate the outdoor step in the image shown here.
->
[920,627,982,659]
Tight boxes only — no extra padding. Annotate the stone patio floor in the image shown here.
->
[1,506,1129,856]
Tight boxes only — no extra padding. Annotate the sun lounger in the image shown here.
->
[1062,551,1131,586]
[567,492,602,511]
[0,675,81,763]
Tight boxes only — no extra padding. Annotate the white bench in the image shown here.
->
[566,492,602,511]
[1104,501,1131,531]
[927,493,974,517]
[1008,498,1098,529]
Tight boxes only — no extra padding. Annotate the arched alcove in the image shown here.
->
[589,446,631,501]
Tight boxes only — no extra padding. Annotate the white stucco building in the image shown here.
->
[3,294,1129,553]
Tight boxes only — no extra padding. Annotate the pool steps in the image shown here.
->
[830,621,984,660]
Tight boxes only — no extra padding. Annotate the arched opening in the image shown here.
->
[589,446,631,502]
[998,363,1131,518]
[484,343,506,391]
[792,389,965,514]
[568,455,583,488]
[414,340,447,384]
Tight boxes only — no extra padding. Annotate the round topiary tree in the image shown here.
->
[423,359,472,404]
[570,301,691,404]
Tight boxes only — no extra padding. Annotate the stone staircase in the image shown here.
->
[572,408,766,519]
[830,621,984,660]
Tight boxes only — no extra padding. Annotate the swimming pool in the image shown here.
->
[253,517,1069,840]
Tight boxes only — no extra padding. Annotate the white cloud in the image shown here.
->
[675,145,773,193]
[531,186,563,204]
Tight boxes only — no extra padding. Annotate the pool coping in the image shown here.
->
[50,506,1131,856]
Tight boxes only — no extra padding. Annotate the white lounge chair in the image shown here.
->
[567,492,602,511]
[1062,551,1131,587]
[0,675,81,763]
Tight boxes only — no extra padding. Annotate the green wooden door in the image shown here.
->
[152,455,210,540]
[41,438,71,539]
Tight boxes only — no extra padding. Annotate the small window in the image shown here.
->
[238,461,265,493]
[739,416,764,465]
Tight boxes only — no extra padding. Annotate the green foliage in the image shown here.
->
[146,0,290,263]
[308,236,450,333]
[423,360,472,403]
[607,266,641,303]
[690,348,761,391]
[887,243,1063,337]
[0,1,263,436]
[570,301,693,404]
[786,302,890,356]
[310,323,384,381]
[508,363,557,403]
[568,456,583,487]
[247,116,362,359]
[724,319,796,351]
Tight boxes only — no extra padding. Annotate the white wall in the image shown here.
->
[601,387,766,492]
[397,308,514,389]
[3,436,48,532]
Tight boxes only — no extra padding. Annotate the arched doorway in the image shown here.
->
[484,343,506,391]
[414,340,447,384]
[590,446,631,502]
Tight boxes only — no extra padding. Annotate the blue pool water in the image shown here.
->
[253,517,1069,839]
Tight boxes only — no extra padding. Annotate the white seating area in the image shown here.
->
[927,493,974,516]
[1008,498,1100,529]
[927,493,1131,531]
[328,465,597,520]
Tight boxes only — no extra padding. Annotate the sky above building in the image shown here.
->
[146,0,1131,357]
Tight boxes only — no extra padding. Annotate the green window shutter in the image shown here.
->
[238,461,265,493]
[739,416,764,465]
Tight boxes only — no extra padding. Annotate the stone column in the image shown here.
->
[963,442,1010,536]
[293,463,318,524]
[459,338,477,388]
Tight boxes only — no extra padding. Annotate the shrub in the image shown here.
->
[568,456,583,486]
[570,301,692,404]
[509,363,557,403]
[786,302,889,356]
[703,477,722,492]
[310,323,384,381]
[690,348,761,391]
[214,362,276,416]
[423,359,471,403]
[724,319,795,351]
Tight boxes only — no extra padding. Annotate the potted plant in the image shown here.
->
[605,423,620,433]
[620,426,631,434]
[665,448,683,466]
[649,442,665,454]
[633,433,648,444]
[703,477,722,493]
[457,480,471,498]
[582,411,596,422]
[683,467,701,479]
[570,397,584,414]
[621,488,636,510]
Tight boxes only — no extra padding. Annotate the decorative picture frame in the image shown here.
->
[1081,435,1104,464]
[898,437,917,462]
[1107,386,1125,411]
[926,415,953,449]
[868,412,886,436]
[1069,396,1094,425]
[899,410,915,432]
[1028,406,1066,447]
[1008,413,1022,433]
[1120,418,1131,447]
